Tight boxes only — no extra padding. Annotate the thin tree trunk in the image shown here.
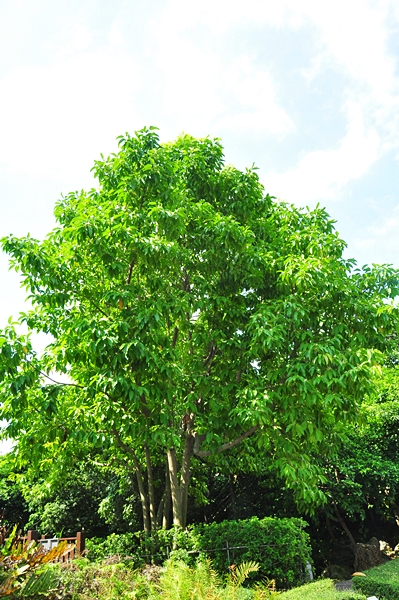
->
[163,461,171,530]
[326,515,337,543]
[167,447,183,527]
[229,473,237,519]
[332,504,356,550]
[135,466,151,535]
[180,434,194,528]
[145,443,157,532]
[157,490,165,528]
[113,430,151,534]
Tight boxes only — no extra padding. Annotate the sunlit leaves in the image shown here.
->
[1,128,399,511]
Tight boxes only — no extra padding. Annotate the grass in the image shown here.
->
[355,555,399,581]
[352,557,399,599]
[278,579,367,599]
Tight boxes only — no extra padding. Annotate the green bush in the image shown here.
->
[279,579,366,599]
[191,517,312,589]
[86,532,139,561]
[56,559,153,600]
[352,558,399,599]
[86,528,196,563]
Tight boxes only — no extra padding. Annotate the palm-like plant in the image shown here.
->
[0,522,73,597]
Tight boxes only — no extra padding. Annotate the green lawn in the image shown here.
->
[279,579,366,599]
[352,557,399,599]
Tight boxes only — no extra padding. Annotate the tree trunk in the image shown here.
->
[229,473,237,519]
[163,462,171,529]
[156,462,172,529]
[167,446,183,527]
[325,515,337,543]
[156,490,165,528]
[145,443,157,532]
[165,425,260,529]
[331,504,356,551]
[180,434,194,528]
[113,430,151,534]
[167,430,195,529]
[135,466,151,534]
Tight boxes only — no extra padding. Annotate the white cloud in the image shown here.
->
[155,0,399,202]
[305,0,396,102]
[1,0,398,207]
[154,8,295,138]
[156,0,305,34]
[48,19,93,57]
[264,101,381,203]
[155,37,225,132]
[0,46,141,180]
[353,203,399,264]
[218,57,295,136]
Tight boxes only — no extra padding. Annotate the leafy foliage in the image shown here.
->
[0,522,71,597]
[229,561,260,587]
[86,527,198,563]
[57,559,154,600]
[21,460,138,537]
[154,558,224,600]
[1,127,399,528]
[0,455,29,528]
[308,363,399,551]
[52,557,276,600]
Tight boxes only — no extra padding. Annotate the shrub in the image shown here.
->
[352,558,399,599]
[156,559,222,600]
[191,517,312,589]
[86,533,139,562]
[86,528,196,563]
[57,560,153,600]
[0,522,70,598]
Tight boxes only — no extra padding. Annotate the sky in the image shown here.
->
[1,0,399,325]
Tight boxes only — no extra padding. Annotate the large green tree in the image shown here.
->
[1,128,398,532]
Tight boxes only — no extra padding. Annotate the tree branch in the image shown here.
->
[112,429,139,465]
[40,372,84,388]
[193,425,260,458]
[81,292,109,318]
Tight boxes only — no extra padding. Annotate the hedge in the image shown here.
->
[352,558,399,599]
[191,517,312,588]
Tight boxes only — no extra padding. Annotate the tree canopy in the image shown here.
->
[1,127,398,532]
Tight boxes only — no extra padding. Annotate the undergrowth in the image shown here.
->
[55,558,279,600]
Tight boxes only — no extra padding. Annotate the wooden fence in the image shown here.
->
[26,530,85,562]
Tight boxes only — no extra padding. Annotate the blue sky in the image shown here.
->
[1,0,399,323]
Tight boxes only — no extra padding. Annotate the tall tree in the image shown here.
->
[1,128,398,531]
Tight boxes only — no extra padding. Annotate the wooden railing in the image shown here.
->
[26,530,85,562]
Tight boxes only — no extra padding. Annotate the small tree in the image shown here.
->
[1,127,398,531]
[320,363,399,547]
